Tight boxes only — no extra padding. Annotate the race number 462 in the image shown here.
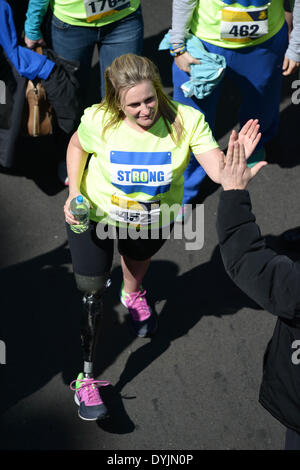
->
[229,25,259,37]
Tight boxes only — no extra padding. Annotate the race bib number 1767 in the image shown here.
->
[84,0,130,22]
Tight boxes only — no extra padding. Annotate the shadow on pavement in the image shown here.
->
[113,233,300,395]
[0,241,140,446]
[266,102,300,169]
[267,71,300,168]
[0,243,80,408]
[97,384,136,435]
[113,246,261,394]
[0,228,299,446]
[0,131,69,196]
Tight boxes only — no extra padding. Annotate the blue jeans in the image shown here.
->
[49,7,144,103]
[173,23,288,204]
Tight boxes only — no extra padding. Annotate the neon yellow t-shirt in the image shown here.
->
[77,102,218,226]
[49,0,140,27]
[191,0,284,48]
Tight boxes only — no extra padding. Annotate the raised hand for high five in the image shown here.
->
[219,133,267,191]
[234,119,261,160]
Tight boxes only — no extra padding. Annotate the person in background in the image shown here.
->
[217,136,300,450]
[270,0,300,250]
[168,0,292,220]
[283,0,300,76]
[24,0,144,185]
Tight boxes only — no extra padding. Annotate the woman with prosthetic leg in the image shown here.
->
[69,270,111,421]
[64,53,260,421]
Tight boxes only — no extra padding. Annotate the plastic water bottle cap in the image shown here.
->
[76,195,83,203]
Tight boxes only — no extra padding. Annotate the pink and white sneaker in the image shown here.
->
[70,373,110,421]
[120,285,158,338]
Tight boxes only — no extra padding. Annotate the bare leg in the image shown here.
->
[120,255,157,337]
[121,255,150,293]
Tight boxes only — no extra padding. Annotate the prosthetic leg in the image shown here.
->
[70,273,111,421]
[75,273,111,378]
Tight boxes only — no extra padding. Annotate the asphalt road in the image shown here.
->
[0,0,300,451]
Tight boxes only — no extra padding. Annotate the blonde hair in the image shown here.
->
[97,54,184,144]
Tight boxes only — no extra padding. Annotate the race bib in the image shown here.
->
[83,0,130,22]
[110,150,172,197]
[109,194,161,226]
[220,4,269,43]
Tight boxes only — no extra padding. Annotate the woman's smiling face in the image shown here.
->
[120,80,160,130]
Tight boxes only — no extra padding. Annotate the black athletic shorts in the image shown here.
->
[66,221,172,276]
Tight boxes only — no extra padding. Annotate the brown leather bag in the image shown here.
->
[22,46,53,137]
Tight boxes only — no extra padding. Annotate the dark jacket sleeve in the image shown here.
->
[216,190,300,321]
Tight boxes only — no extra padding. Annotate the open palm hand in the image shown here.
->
[234,119,261,159]
[220,135,267,191]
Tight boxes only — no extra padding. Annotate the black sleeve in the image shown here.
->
[284,0,293,12]
[216,190,300,320]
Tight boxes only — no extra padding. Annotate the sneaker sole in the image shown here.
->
[120,295,127,308]
[77,410,109,422]
[74,393,109,421]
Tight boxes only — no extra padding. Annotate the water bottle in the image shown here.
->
[70,195,90,234]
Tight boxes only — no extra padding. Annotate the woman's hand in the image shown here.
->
[64,192,93,225]
[195,119,261,185]
[24,35,46,50]
[235,119,261,159]
[64,131,91,225]
[175,51,201,73]
[64,192,81,226]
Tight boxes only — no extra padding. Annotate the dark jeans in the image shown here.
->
[49,7,144,101]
